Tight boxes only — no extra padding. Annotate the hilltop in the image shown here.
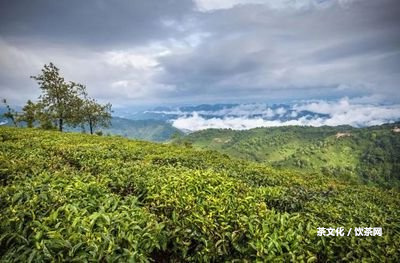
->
[0,127,399,261]
[175,123,400,188]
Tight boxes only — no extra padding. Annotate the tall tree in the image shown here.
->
[31,63,86,131]
[81,96,112,134]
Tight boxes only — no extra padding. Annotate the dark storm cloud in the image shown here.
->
[0,0,194,47]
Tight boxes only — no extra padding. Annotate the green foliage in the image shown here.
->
[21,62,112,133]
[170,131,182,140]
[179,125,400,188]
[80,96,112,135]
[18,100,38,128]
[31,63,87,132]
[0,127,399,261]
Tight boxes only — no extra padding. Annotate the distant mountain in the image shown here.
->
[102,117,182,142]
[3,101,400,141]
[69,117,183,142]
[0,113,182,142]
[119,101,400,130]
[122,103,330,123]
[174,123,400,188]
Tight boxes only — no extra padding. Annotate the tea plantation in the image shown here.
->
[0,127,399,262]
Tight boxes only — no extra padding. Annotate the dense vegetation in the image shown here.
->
[1,127,399,261]
[176,124,400,188]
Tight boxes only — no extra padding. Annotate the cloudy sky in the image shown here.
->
[0,0,399,109]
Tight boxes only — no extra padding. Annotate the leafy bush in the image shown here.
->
[0,127,399,262]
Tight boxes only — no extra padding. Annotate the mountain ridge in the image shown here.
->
[174,122,400,188]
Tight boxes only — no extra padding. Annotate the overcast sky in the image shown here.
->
[0,0,399,108]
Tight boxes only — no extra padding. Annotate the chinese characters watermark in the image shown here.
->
[317,227,382,236]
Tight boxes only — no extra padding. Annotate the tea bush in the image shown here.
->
[0,127,399,262]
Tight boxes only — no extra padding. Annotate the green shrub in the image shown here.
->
[0,127,399,262]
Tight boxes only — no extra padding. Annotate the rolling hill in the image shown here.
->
[0,113,182,142]
[0,127,399,261]
[102,117,182,142]
[174,123,400,188]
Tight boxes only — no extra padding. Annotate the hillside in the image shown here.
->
[0,127,399,261]
[176,124,400,188]
[103,117,182,142]
[0,112,182,142]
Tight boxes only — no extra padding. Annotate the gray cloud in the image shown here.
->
[0,0,194,48]
[156,0,400,102]
[0,0,399,107]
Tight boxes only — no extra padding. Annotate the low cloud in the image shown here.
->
[171,98,400,131]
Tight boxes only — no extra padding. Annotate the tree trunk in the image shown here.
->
[89,119,93,135]
[59,118,63,132]
[12,117,17,127]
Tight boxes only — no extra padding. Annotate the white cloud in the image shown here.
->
[111,80,130,88]
[294,98,400,126]
[294,97,352,115]
[0,39,178,106]
[105,51,159,69]
[171,98,400,131]
[194,0,264,11]
[172,113,331,131]
[194,0,349,12]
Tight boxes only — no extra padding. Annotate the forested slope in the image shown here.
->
[177,124,400,188]
[102,117,182,142]
[0,127,399,261]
